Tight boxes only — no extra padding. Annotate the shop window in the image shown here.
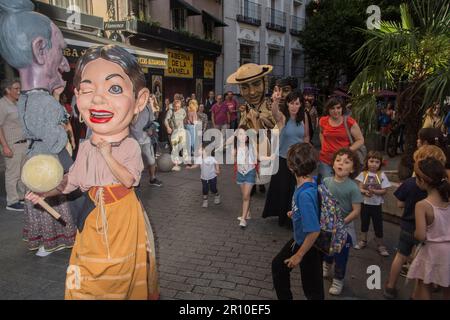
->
[51,0,92,15]
[172,8,187,31]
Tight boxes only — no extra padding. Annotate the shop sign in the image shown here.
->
[137,56,167,69]
[204,60,214,79]
[104,21,127,31]
[64,45,167,69]
[164,49,193,78]
[64,47,86,59]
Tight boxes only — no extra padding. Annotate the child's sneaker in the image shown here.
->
[323,262,332,278]
[354,240,367,250]
[329,278,344,295]
[239,219,247,228]
[383,283,398,299]
[214,194,221,205]
[377,245,390,257]
[202,199,208,208]
[35,245,52,257]
[172,165,181,172]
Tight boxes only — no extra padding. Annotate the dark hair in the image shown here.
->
[234,125,252,149]
[415,157,450,202]
[332,148,360,178]
[324,97,344,115]
[418,128,446,148]
[276,77,298,90]
[398,154,414,181]
[287,143,318,177]
[281,91,305,125]
[363,150,383,171]
[73,45,145,98]
[0,78,20,95]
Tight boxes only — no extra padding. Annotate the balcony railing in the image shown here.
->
[266,8,286,33]
[237,0,261,26]
[290,16,305,36]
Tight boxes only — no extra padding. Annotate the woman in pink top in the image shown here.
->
[319,98,364,178]
[408,157,450,300]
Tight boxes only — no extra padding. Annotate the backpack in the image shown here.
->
[314,180,348,256]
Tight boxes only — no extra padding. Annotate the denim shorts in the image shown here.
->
[237,168,256,185]
[397,229,419,257]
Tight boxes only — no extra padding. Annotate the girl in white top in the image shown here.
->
[198,146,220,208]
[234,126,258,228]
[355,151,391,256]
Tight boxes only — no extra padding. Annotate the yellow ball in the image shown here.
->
[21,155,64,193]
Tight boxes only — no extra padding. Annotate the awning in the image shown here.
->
[202,10,228,27]
[61,29,168,69]
[170,0,202,16]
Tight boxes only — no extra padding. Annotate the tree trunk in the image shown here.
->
[397,82,424,161]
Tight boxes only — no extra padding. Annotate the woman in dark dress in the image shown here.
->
[262,89,310,226]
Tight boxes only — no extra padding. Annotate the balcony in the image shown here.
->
[290,16,305,36]
[266,8,286,33]
[236,0,261,26]
[126,20,222,55]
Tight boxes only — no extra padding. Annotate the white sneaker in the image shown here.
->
[329,278,344,295]
[202,199,208,208]
[35,246,52,257]
[239,219,247,228]
[323,262,332,278]
[214,194,221,205]
[172,165,181,172]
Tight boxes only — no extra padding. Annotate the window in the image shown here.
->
[172,8,187,30]
[138,0,149,21]
[240,43,259,65]
[51,0,92,15]
[268,47,284,77]
[291,52,304,77]
[203,20,214,40]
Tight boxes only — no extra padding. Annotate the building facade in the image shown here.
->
[1,0,226,105]
[223,0,309,93]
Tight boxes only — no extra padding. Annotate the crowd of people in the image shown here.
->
[2,75,450,299]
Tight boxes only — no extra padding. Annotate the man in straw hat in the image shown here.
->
[227,63,276,131]
[227,64,277,194]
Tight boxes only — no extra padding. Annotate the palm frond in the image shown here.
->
[400,3,414,30]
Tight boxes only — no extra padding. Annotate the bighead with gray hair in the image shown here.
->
[0,0,53,69]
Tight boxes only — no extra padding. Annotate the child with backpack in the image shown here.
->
[354,151,391,256]
[322,148,363,295]
[407,157,450,299]
[272,143,324,300]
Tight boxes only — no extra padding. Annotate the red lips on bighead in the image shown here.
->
[89,109,114,123]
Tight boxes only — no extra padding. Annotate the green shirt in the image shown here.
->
[323,177,363,216]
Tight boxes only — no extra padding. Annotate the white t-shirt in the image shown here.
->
[236,146,257,174]
[200,156,218,181]
[355,171,391,206]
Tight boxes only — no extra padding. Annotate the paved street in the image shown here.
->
[0,156,416,300]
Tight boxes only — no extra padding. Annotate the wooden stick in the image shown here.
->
[37,198,67,226]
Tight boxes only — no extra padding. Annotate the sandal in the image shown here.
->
[378,246,390,257]
[354,240,367,250]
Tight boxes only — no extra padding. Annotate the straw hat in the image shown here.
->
[227,63,273,84]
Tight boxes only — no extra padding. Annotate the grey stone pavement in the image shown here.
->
[0,154,418,300]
